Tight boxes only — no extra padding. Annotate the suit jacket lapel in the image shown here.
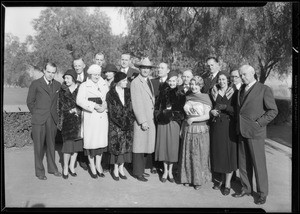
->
[240,82,258,108]
[39,77,51,96]
[138,76,155,104]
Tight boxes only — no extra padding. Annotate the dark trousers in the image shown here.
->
[239,136,268,197]
[133,153,152,176]
[32,116,58,177]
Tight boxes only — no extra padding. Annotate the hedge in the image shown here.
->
[3,98,291,148]
[4,111,33,148]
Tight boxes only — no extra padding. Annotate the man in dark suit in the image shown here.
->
[27,62,62,180]
[119,53,139,83]
[202,57,221,94]
[233,65,278,205]
[72,57,89,170]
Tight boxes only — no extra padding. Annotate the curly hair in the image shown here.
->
[190,75,204,88]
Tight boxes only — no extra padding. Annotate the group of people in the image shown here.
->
[27,54,278,206]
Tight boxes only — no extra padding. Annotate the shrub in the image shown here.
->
[270,98,292,125]
[3,111,33,148]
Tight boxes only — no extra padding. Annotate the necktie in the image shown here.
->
[78,74,83,82]
[147,78,153,95]
[48,81,53,92]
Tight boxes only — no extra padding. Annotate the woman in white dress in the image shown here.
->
[76,64,109,179]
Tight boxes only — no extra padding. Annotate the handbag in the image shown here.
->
[88,97,102,105]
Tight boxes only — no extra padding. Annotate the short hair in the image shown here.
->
[190,75,204,88]
[73,57,85,63]
[160,62,170,70]
[182,69,194,76]
[44,62,57,70]
[94,52,105,58]
[206,56,219,63]
[121,53,131,58]
[216,71,231,86]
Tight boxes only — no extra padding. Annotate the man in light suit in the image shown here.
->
[130,57,156,182]
[119,53,139,82]
[233,65,278,205]
[27,62,62,180]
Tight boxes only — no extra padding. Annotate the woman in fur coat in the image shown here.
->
[57,69,82,179]
[106,72,135,181]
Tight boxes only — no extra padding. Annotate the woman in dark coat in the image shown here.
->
[106,72,135,181]
[57,69,83,179]
[155,71,186,183]
[210,71,238,195]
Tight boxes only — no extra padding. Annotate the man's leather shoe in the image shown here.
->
[37,175,47,180]
[213,182,223,190]
[194,185,201,190]
[233,190,251,198]
[79,162,88,171]
[168,177,175,183]
[143,172,150,177]
[222,187,230,196]
[161,177,167,183]
[150,168,157,174]
[136,175,148,182]
[255,196,267,205]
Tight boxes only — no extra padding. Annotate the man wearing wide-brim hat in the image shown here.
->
[130,57,157,182]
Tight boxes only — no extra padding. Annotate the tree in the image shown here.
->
[29,7,124,73]
[4,33,32,87]
[120,3,292,82]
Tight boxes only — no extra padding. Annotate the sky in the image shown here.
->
[4,7,128,42]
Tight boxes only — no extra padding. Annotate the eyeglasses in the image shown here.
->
[91,74,101,76]
[230,75,240,79]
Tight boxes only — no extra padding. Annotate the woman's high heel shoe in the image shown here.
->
[111,171,119,181]
[69,169,77,177]
[97,171,105,178]
[62,170,68,179]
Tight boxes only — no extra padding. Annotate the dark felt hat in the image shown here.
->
[63,69,77,82]
[114,71,128,83]
[167,70,179,80]
[103,64,119,73]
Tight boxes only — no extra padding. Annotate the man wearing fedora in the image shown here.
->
[27,62,62,180]
[130,57,157,182]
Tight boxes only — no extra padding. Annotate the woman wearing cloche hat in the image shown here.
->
[76,64,110,179]
[106,72,136,181]
[57,69,83,179]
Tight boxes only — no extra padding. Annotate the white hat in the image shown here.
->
[87,64,101,75]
